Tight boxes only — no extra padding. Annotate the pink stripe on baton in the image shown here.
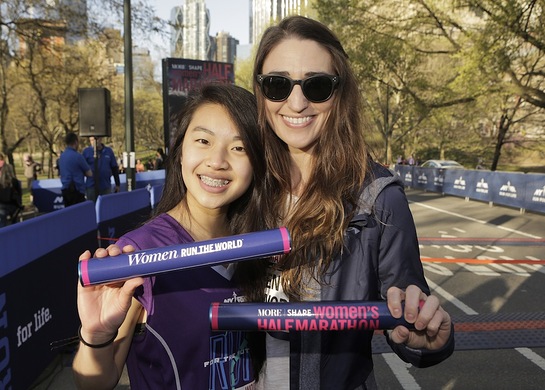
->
[280,227,291,253]
[80,260,91,286]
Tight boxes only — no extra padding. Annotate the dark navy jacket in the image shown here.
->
[289,162,455,389]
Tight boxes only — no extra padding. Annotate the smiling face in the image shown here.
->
[181,103,253,214]
[261,38,336,154]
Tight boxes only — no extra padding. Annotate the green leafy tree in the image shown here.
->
[0,0,162,173]
[133,88,164,152]
[315,0,476,163]
[463,0,545,109]
[314,0,545,168]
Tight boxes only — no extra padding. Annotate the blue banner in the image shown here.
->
[394,165,414,187]
[466,170,491,202]
[524,173,545,214]
[395,165,545,214]
[0,202,97,389]
[489,171,528,209]
[95,188,152,247]
[135,170,165,189]
[442,169,469,197]
[150,184,164,209]
[32,179,64,213]
[33,173,166,213]
[413,166,446,192]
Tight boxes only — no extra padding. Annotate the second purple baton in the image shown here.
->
[79,227,291,286]
[210,301,417,331]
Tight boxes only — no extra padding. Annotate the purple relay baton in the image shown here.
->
[79,227,291,286]
[210,301,417,331]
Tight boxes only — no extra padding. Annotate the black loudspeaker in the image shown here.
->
[78,88,111,137]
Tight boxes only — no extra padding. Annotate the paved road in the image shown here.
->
[31,189,545,389]
[374,189,545,389]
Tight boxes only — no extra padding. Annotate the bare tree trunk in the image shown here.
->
[490,113,509,171]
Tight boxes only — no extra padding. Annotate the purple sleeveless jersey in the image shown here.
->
[117,213,256,390]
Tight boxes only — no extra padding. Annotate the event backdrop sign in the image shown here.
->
[161,58,234,151]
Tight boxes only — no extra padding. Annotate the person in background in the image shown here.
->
[475,158,486,170]
[146,159,154,171]
[0,152,22,227]
[117,157,125,174]
[54,153,61,177]
[135,159,145,172]
[250,15,454,389]
[58,132,92,207]
[154,147,166,170]
[72,83,268,389]
[23,153,42,201]
[82,137,120,202]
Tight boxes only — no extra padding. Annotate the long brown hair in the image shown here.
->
[253,16,369,300]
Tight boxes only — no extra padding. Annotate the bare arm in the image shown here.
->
[72,246,145,389]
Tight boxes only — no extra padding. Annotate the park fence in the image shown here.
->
[395,165,545,215]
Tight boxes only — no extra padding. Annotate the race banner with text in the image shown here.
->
[161,58,235,151]
[210,301,416,332]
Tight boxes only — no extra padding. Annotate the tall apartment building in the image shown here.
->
[27,0,88,44]
[133,47,155,89]
[170,6,184,58]
[250,0,314,44]
[215,32,239,63]
[173,0,212,61]
[168,0,245,62]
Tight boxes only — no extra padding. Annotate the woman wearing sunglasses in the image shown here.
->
[250,16,455,389]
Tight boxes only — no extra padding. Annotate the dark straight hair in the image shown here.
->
[155,82,267,235]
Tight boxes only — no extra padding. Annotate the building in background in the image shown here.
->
[26,0,88,44]
[169,0,245,62]
[15,19,67,58]
[168,0,317,63]
[214,31,238,63]
[60,0,88,44]
[168,0,218,61]
[133,47,155,89]
[250,0,315,44]
[170,6,184,58]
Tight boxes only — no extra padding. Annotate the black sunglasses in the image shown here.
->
[256,74,340,103]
